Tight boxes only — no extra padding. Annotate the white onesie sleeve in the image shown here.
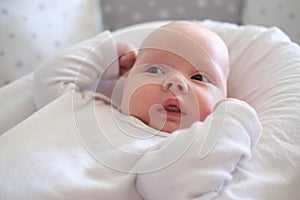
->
[136,100,262,200]
[33,31,119,109]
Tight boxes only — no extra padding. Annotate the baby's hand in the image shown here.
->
[117,42,137,76]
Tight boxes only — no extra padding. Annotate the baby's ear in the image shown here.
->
[117,42,137,76]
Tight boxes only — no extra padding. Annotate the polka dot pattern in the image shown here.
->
[242,0,300,44]
[0,0,102,86]
[100,0,243,30]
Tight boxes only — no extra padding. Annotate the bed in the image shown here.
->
[0,20,300,199]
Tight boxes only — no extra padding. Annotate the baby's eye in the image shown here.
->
[191,74,209,83]
[146,66,164,74]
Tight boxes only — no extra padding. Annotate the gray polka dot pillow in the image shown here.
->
[101,0,243,30]
[0,0,102,86]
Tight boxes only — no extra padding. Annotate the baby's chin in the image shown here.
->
[160,125,180,134]
[156,113,211,133]
[148,119,195,134]
[144,123,178,134]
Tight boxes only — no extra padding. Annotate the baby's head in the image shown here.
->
[120,21,229,133]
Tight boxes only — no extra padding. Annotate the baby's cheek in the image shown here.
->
[193,86,214,121]
[198,99,213,121]
[127,86,156,123]
[199,104,213,121]
[127,90,145,115]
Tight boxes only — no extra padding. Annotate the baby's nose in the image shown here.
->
[162,73,189,94]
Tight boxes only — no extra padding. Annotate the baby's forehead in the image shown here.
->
[135,22,229,76]
[136,44,223,74]
[136,48,210,69]
[144,23,227,59]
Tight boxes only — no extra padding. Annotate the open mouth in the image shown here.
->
[164,105,182,113]
[158,98,186,116]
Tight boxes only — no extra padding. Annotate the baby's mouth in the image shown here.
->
[164,105,182,113]
[159,98,186,116]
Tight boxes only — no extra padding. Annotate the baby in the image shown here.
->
[19,20,261,199]
[119,21,229,133]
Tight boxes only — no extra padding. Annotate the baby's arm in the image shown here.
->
[135,99,261,200]
[33,31,136,109]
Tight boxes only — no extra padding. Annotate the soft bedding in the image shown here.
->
[0,20,300,199]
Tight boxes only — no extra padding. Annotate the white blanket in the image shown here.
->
[0,88,261,200]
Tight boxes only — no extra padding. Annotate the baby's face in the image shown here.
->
[120,22,229,133]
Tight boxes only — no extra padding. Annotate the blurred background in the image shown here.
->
[0,0,299,87]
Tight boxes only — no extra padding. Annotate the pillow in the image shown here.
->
[242,0,300,44]
[100,0,243,30]
[0,0,102,87]
[112,20,300,199]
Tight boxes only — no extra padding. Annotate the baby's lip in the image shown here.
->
[160,98,186,115]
